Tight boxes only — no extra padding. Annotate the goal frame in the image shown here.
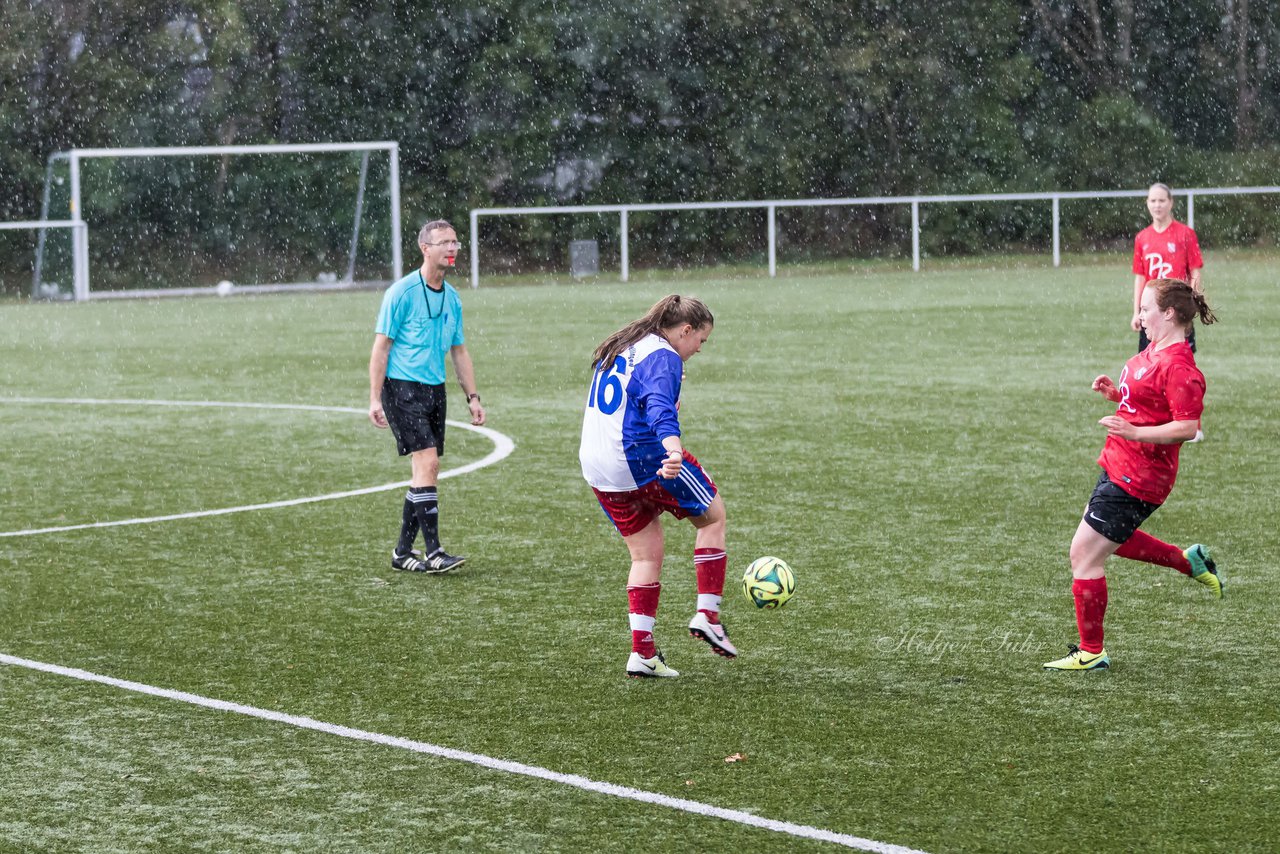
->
[40,141,402,301]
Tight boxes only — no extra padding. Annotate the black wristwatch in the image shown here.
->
[466,393,481,403]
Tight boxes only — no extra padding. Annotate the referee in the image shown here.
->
[368,219,485,573]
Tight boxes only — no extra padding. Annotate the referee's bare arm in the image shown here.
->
[368,334,393,428]
[450,343,486,426]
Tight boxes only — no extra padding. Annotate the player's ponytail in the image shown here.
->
[652,293,713,334]
[591,294,714,369]
[1191,291,1218,326]
[1148,278,1217,328]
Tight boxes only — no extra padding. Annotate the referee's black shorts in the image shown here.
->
[381,377,447,457]
[1081,470,1160,544]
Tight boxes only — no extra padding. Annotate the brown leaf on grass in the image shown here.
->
[724,752,747,763]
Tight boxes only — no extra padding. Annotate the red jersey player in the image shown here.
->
[1132,182,1204,352]
[1045,278,1221,672]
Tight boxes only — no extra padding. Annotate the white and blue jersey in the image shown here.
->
[580,333,684,492]
[376,272,465,385]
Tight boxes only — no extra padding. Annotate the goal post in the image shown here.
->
[0,219,84,299]
[40,141,402,301]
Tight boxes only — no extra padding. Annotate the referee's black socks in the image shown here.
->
[407,486,440,554]
[396,489,422,555]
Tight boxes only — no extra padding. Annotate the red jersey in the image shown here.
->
[1097,341,1205,504]
[1132,220,1203,282]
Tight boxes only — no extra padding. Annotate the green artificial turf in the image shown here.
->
[1,255,1277,852]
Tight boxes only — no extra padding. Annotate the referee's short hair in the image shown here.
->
[418,220,455,247]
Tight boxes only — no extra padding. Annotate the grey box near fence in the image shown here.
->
[569,240,599,278]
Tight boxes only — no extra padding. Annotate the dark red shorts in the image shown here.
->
[591,451,718,537]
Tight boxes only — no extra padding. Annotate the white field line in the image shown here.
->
[0,652,929,854]
[0,397,515,538]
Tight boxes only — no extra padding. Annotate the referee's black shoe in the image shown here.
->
[391,549,428,572]
[423,548,465,574]
[392,548,464,574]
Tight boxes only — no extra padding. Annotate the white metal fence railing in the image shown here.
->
[468,186,1280,287]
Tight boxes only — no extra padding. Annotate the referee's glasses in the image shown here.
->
[424,239,463,248]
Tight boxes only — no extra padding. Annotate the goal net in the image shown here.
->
[0,219,82,300]
[37,142,403,300]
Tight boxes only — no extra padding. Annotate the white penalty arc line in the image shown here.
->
[0,397,515,539]
[0,653,929,854]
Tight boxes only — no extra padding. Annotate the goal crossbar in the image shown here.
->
[51,141,398,160]
[0,219,81,231]
[42,142,403,300]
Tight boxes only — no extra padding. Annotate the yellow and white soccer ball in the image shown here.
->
[742,556,796,609]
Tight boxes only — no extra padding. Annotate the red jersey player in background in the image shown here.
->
[1045,278,1221,672]
[1132,182,1204,352]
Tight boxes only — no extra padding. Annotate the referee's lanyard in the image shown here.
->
[418,272,445,319]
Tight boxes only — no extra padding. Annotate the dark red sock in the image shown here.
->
[694,548,726,623]
[627,583,661,657]
[1114,530,1191,575]
[1073,577,1108,655]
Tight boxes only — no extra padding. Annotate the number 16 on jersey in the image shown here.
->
[588,356,627,415]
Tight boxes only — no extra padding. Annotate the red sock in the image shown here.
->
[627,582,661,657]
[694,548,726,623]
[1114,530,1191,575]
[1072,577,1108,655]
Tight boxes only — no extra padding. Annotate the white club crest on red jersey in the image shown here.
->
[1167,242,1177,253]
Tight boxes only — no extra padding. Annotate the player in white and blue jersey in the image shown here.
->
[579,294,736,678]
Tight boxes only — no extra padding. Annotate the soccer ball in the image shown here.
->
[742,556,796,609]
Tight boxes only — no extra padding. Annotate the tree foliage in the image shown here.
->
[2,0,1278,286]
